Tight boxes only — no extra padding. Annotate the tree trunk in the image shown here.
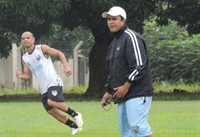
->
[157,0,162,13]
[83,36,112,98]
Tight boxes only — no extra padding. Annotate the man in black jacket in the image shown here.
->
[101,6,154,137]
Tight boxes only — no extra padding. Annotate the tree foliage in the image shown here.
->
[156,0,200,35]
[143,19,200,84]
[39,24,94,48]
[0,0,70,58]
[58,0,156,38]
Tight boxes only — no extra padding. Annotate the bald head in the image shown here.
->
[21,31,35,50]
[21,31,34,38]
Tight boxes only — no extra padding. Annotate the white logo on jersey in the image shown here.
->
[52,90,57,96]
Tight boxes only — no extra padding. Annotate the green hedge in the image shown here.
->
[143,19,200,84]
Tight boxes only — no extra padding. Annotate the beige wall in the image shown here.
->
[0,43,21,89]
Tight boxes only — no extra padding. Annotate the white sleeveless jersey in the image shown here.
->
[22,45,63,94]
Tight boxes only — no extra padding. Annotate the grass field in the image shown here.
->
[0,101,199,137]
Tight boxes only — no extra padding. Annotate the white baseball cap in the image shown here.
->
[102,6,126,19]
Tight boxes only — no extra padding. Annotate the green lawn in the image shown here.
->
[0,101,199,137]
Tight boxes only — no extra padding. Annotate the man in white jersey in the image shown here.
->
[16,31,83,135]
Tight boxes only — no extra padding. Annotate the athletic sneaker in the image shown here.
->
[74,112,83,128]
[71,127,82,135]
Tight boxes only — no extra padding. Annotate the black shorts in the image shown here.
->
[42,86,64,111]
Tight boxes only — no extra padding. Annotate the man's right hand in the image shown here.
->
[64,66,72,78]
[101,92,112,107]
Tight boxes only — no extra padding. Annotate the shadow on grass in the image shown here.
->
[0,91,199,102]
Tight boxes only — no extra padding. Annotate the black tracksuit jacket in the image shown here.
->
[105,24,154,104]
